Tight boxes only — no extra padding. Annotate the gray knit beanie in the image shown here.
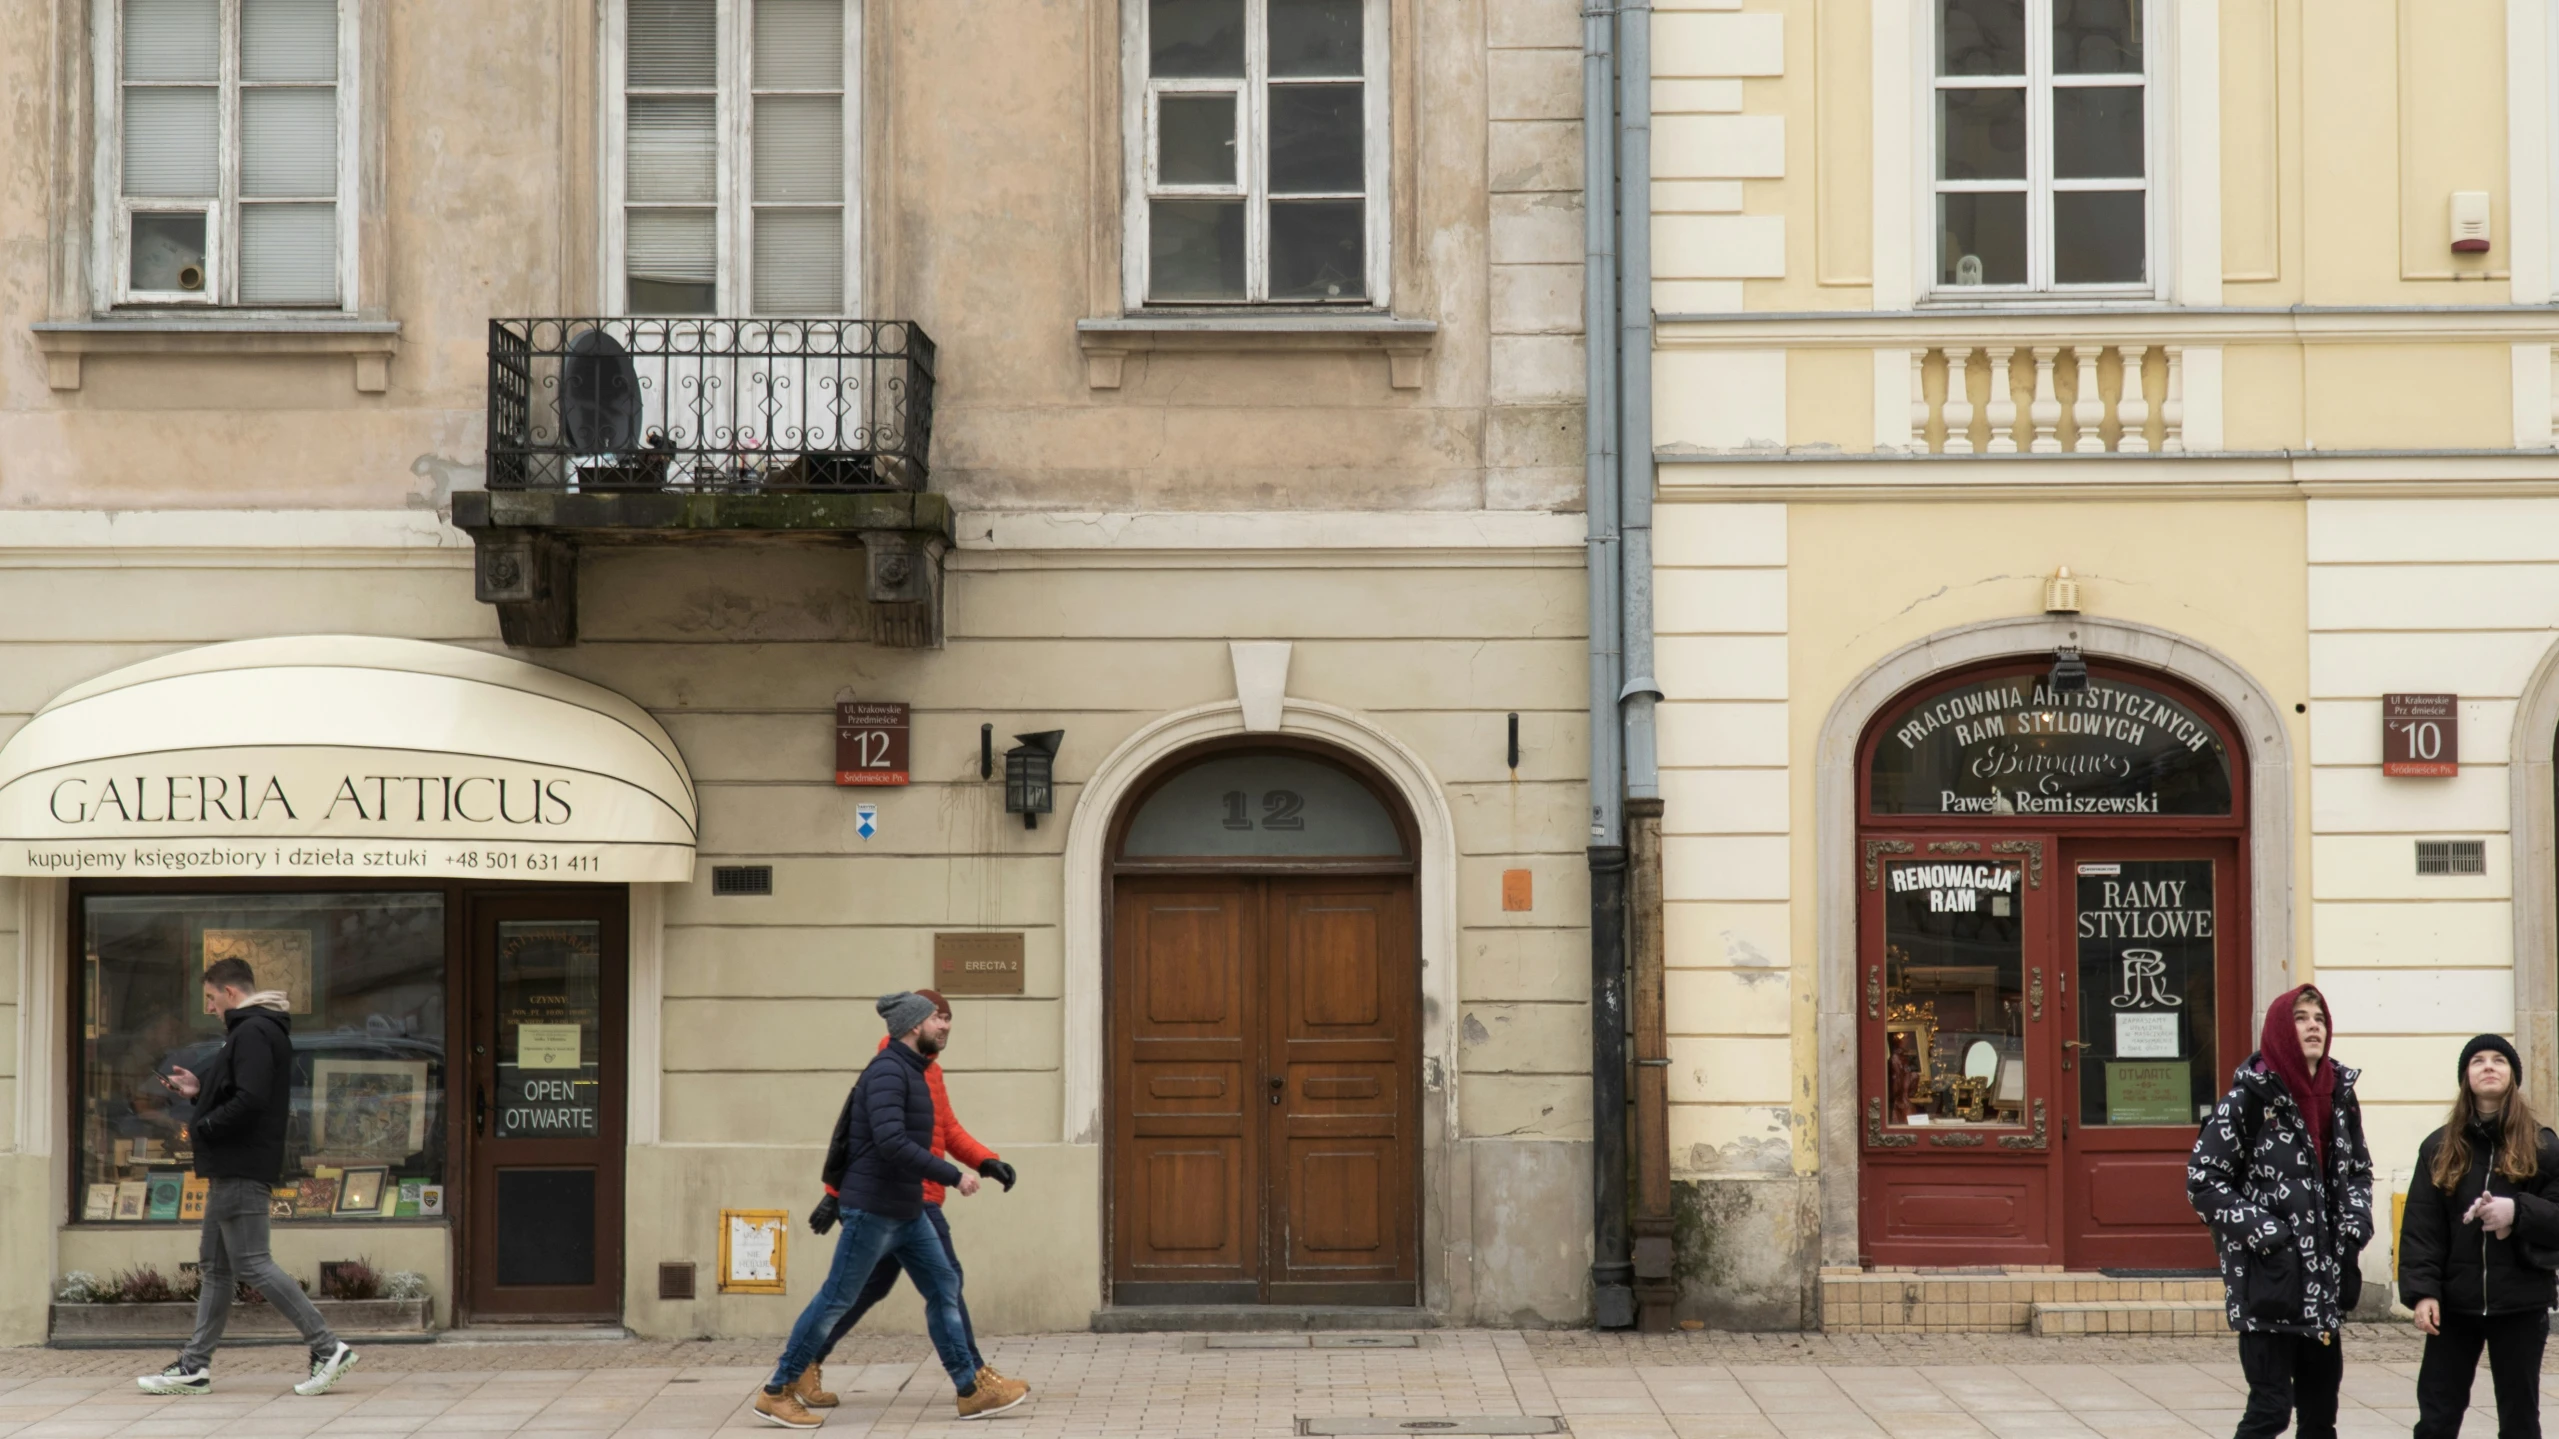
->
[878,991,937,1037]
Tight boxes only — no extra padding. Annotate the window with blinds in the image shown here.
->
[1131,0,1386,308]
[615,0,856,316]
[113,0,347,306]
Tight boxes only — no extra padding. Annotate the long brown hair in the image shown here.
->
[2430,1072,2543,1191]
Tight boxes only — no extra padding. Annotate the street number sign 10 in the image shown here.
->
[2382,693,2457,777]
[835,701,911,786]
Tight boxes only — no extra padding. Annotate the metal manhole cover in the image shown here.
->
[1191,1333,1423,1351]
[1297,1421,1563,1436]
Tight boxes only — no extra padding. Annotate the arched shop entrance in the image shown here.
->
[1856,658,2249,1269]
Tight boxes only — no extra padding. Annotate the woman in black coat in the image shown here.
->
[2398,1033,2559,1439]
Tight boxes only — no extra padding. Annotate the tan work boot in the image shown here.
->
[973,1363,1011,1389]
[955,1371,1030,1421]
[753,1386,823,1429]
[793,1364,839,1409]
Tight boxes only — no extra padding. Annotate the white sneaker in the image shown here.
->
[292,1341,358,1396]
[137,1360,210,1395]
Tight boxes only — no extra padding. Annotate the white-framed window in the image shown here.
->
[1932,0,2153,296]
[1124,0,1389,308]
[603,0,861,317]
[97,0,357,308]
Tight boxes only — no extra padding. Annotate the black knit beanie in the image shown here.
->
[2459,1033,2522,1085]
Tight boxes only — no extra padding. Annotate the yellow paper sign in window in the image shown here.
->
[517,1023,582,1070]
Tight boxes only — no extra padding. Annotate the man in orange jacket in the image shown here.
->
[792,989,1018,1412]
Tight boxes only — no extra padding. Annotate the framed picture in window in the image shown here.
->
[192,928,318,1026]
[334,1166,389,1216]
[311,1059,432,1160]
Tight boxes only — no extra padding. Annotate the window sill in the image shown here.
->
[31,316,402,392]
[1074,314,1438,389]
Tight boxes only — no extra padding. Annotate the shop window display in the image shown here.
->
[78,893,446,1223]
[1880,858,2029,1128]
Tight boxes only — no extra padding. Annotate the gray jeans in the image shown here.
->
[181,1177,338,1367]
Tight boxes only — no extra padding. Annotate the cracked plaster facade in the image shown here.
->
[0,0,1602,1338]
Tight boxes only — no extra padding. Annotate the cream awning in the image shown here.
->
[0,636,696,881]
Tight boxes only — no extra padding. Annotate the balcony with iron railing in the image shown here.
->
[483,317,934,493]
[454,317,949,649]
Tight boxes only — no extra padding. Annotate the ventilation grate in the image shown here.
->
[712,865,774,896]
[2415,841,2486,876]
[658,1262,696,1300]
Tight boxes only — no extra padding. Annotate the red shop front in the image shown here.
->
[1856,658,2251,1269]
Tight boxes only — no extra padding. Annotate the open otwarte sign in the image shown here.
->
[2382,693,2458,777]
[835,702,910,787]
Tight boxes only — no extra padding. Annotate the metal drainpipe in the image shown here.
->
[1617,0,1659,797]
[1583,0,1634,1333]
[1615,0,1674,1331]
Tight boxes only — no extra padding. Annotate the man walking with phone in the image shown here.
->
[753,993,1032,1428]
[138,956,358,1398]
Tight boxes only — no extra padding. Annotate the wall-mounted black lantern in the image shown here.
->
[1004,731,1064,828]
[2048,645,2089,695]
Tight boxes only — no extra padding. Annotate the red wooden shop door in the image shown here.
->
[2056,838,2246,1269]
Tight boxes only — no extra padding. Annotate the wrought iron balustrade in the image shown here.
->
[486,317,934,493]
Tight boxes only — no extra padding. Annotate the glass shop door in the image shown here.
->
[2057,840,2246,1270]
[461,890,627,1321]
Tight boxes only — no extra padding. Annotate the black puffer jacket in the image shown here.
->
[188,1004,295,1185]
[2397,1115,2559,1316]
[2188,1058,2376,1334]
[822,1040,962,1222]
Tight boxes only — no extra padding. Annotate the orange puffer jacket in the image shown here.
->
[824,1035,996,1207]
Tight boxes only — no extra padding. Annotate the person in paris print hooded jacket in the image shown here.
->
[2188,984,2377,1334]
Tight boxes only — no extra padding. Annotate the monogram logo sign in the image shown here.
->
[2111,949,2181,1009]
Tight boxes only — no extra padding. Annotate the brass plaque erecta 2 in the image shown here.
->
[933,932,1025,996]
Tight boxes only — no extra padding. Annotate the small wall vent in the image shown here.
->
[658,1262,696,1300]
[712,865,774,896]
[2415,841,2486,876]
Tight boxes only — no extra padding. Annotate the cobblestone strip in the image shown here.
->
[1520,1321,2433,1367]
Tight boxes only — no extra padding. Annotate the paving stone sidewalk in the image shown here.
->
[0,1327,2535,1437]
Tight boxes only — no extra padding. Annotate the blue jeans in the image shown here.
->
[767,1207,975,1393]
[815,1203,981,1372]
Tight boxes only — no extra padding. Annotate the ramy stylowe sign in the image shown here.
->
[1870,673,2234,817]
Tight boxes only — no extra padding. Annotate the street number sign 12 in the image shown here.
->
[2382,693,2457,777]
[835,701,911,786]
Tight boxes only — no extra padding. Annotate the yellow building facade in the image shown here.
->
[1651,0,2559,1329]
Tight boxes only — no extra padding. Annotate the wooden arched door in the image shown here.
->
[1855,660,2251,1269]
[1105,744,1421,1307]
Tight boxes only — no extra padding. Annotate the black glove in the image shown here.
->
[808,1193,840,1234]
[978,1159,1017,1192]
